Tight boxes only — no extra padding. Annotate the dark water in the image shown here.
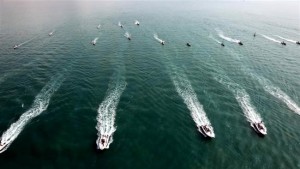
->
[0,1,300,169]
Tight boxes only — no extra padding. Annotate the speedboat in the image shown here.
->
[221,43,225,47]
[48,32,53,36]
[161,41,165,45]
[13,45,18,49]
[296,41,300,45]
[96,134,111,150]
[281,41,286,45]
[128,37,131,40]
[97,25,101,29]
[238,41,243,45]
[186,43,191,47]
[92,41,96,45]
[253,33,256,37]
[251,122,267,136]
[198,125,215,138]
[0,138,10,153]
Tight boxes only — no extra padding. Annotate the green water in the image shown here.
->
[0,1,300,169]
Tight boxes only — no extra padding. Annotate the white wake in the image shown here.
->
[15,36,37,48]
[216,76,263,124]
[154,34,164,43]
[260,34,281,44]
[216,30,241,44]
[48,30,55,36]
[96,78,126,149]
[274,35,297,44]
[209,34,222,44]
[171,71,213,129]
[124,32,131,39]
[92,37,99,44]
[0,74,64,153]
[118,22,123,27]
[250,73,300,115]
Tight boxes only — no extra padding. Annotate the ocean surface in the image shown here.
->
[0,1,300,169]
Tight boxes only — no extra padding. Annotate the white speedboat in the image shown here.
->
[251,122,267,136]
[96,134,111,150]
[135,20,140,26]
[48,32,53,36]
[198,125,215,138]
[0,138,10,153]
[13,45,18,49]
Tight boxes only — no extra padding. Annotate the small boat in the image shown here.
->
[97,24,101,29]
[135,20,140,26]
[13,45,18,49]
[281,41,286,46]
[253,32,256,37]
[128,37,131,40]
[251,122,267,136]
[221,43,225,47]
[198,125,215,138]
[0,138,9,153]
[296,41,300,45]
[96,134,111,150]
[48,32,53,36]
[186,43,191,47]
[238,41,243,45]
[161,41,165,45]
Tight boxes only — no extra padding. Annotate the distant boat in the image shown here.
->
[186,42,191,47]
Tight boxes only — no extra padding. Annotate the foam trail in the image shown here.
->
[250,73,300,115]
[216,30,240,44]
[96,78,126,150]
[274,35,297,43]
[171,71,213,130]
[209,34,222,44]
[0,74,64,153]
[124,32,131,39]
[215,76,262,124]
[118,22,123,27]
[154,34,163,43]
[15,36,37,48]
[260,34,281,44]
[92,37,98,45]
[48,30,55,36]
